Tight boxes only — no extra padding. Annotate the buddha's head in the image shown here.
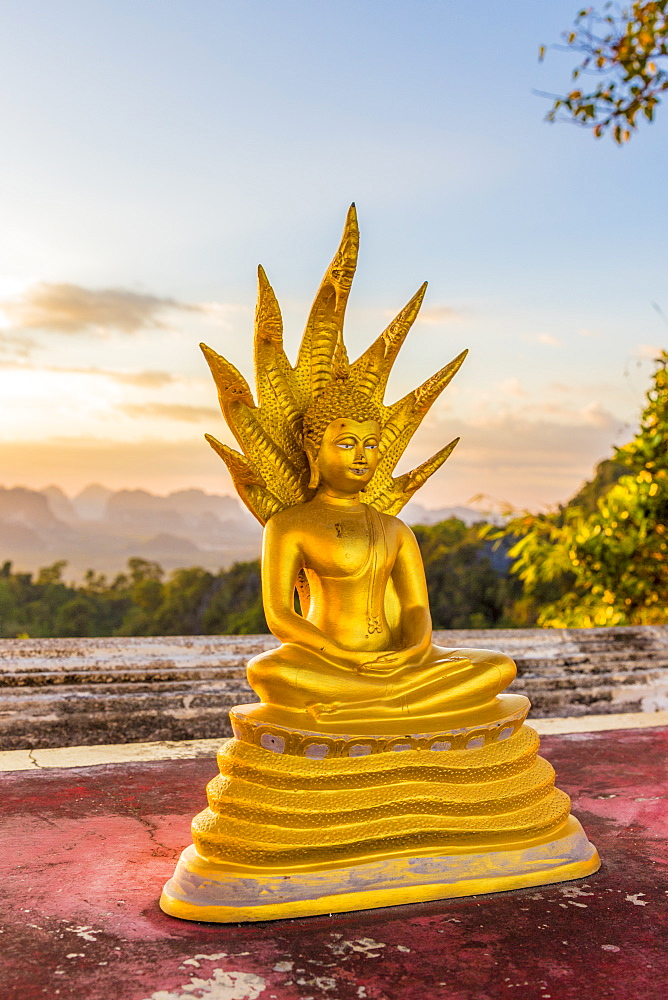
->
[303,382,382,495]
[202,208,467,524]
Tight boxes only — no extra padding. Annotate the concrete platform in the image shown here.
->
[1,716,666,1000]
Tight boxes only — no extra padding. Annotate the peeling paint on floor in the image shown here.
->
[0,727,666,1000]
[142,968,266,1000]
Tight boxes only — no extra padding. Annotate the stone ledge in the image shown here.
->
[1,626,667,749]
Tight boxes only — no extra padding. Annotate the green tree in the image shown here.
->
[541,2,668,142]
[116,558,165,635]
[413,519,520,629]
[0,561,23,637]
[0,554,265,637]
[149,566,217,636]
[0,529,530,637]
[0,561,81,638]
[22,561,77,637]
[202,560,267,634]
[79,569,131,635]
[36,560,68,585]
[54,595,99,637]
[489,352,668,626]
[568,457,627,512]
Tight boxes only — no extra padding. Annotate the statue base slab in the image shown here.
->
[160,697,599,924]
[160,816,600,923]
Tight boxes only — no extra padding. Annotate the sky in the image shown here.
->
[0,0,666,511]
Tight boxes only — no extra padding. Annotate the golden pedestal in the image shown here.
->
[161,695,600,922]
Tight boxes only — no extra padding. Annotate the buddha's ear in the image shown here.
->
[304,438,320,490]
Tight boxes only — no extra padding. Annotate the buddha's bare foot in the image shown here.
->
[306,702,340,720]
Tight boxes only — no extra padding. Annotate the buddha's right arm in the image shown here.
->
[261,516,350,663]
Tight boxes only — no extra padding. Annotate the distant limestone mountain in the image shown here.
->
[41,485,80,524]
[72,484,114,521]
[0,485,497,581]
[0,487,59,529]
[0,485,262,580]
[104,489,244,546]
[402,502,499,527]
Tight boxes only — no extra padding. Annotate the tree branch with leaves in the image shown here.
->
[540,2,668,142]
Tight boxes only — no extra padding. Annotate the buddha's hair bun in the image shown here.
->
[302,381,382,450]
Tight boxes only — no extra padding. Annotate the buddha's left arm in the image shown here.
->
[391,522,433,655]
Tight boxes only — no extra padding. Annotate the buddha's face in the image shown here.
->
[311,417,381,496]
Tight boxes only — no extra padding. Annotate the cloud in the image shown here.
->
[578,328,602,339]
[0,437,237,496]
[635,343,664,360]
[0,359,177,387]
[120,403,219,423]
[0,404,631,512]
[0,282,199,335]
[197,301,252,327]
[0,331,36,357]
[499,378,528,398]
[394,407,629,509]
[523,331,562,347]
[101,369,177,388]
[498,400,617,429]
[416,305,462,326]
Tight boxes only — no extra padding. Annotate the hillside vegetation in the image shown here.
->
[486,352,668,627]
[0,520,515,638]
[3,355,666,638]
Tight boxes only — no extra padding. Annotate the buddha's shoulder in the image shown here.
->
[376,509,414,538]
[265,501,326,534]
[265,504,306,532]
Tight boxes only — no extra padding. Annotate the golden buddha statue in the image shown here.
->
[161,206,599,922]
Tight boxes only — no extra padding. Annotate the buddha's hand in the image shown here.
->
[357,644,427,674]
[356,650,405,674]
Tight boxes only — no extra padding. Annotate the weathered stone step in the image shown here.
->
[0,667,249,686]
[1,626,667,749]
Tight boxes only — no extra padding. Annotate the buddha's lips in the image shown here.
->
[350,468,369,476]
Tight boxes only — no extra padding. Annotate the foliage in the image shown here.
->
[202,561,266,635]
[413,519,521,629]
[487,352,668,626]
[0,557,267,638]
[0,522,524,637]
[567,457,628,512]
[540,2,668,142]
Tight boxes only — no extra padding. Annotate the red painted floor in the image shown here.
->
[1,727,666,1000]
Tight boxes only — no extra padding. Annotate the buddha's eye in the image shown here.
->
[365,441,378,450]
[337,440,355,449]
